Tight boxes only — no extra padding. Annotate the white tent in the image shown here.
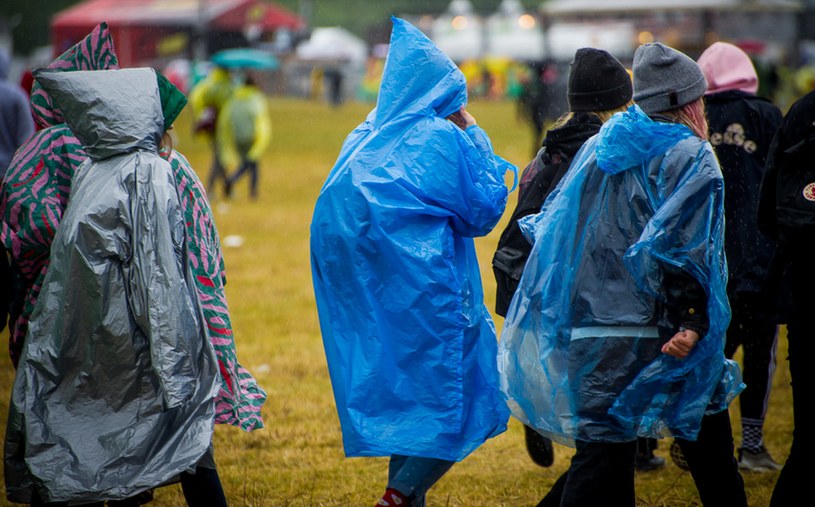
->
[485,0,545,61]
[539,0,801,61]
[431,0,483,62]
[296,27,368,64]
[545,21,636,61]
[540,0,801,14]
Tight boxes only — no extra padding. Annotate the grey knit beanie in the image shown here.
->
[633,42,707,114]
[567,47,632,112]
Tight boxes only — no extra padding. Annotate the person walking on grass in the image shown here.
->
[0,45,31,343]
[499,42,746,507]
[218,73,272,199]
[5,66,225,506]
[2,26,266,506]
[757,88,815,507]
[310,17,516,507]
[0,46,35,181]
[189,65,234,198]
[697,40,785,473]
[492,47,640,471]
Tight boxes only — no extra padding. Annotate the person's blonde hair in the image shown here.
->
[550,100,634,130]
[659,98,709,139]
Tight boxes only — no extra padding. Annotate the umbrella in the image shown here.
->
[210,48,279,70]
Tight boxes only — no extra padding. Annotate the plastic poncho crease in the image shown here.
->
[499,105,743,446]
[310,17,515,462]
[4,68,219,504]
[0,24,266,433]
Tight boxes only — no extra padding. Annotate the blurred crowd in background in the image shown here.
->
[6,0,815,164]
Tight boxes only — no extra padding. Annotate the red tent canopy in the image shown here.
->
[261,4,306,30]
[207,0,305,31]
[51,0,305,67]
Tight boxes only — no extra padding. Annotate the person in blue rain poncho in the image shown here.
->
[499,43,747,507]
[310,17,516,507]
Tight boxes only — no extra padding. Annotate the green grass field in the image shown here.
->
[0,98,792,506]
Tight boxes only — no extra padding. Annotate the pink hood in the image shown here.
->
[698,41,758,95]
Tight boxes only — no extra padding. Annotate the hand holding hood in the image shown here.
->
[373,16,467,127]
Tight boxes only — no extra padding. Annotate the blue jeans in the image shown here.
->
[387,455,455,507]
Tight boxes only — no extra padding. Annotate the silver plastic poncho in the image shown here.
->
[4,68,220,504]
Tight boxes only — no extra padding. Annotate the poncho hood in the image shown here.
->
[34,68,164,160]
[698,41,759,96]
[595,105,694,175]
[373,16,466,127]
[30,22,119,129]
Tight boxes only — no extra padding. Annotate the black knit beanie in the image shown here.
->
[567,47,633,112]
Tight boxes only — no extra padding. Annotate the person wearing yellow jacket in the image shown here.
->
[217,75,272,199]
[189,66,234,198]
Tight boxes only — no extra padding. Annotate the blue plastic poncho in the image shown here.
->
[310,17,515,462]
[498,105,743,446]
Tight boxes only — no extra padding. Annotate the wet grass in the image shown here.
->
[0,97,789,506]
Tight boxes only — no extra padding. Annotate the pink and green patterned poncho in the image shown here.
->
[0,22,265,431]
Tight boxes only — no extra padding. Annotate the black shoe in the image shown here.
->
[635,452,666,472]
[105,489,153,506]
[524,424,555,467]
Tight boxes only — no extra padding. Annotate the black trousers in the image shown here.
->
[675,409,747,507]
[30,467,227,507]
[226,159,258,198]
[770,240,814,507]
[724,291,778,429]
[206,140,228,196]
[538,410,746,507]
[537,440,637,507]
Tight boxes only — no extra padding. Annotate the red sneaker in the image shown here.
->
[376,488,409,506]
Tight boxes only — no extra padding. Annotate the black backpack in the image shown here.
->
[493,147,569,317]
[774,129,815,229]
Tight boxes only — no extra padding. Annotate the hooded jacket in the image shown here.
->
[5,68,220,504]
[759,89,815,239]
[0,24,266,431]
[698,42,783,299]
[0,47,35,177]
[499,105,743,445]
[1,23,119,366]
[310,17,514,461]
[493,113,603,316]
[216,80,272,167]
[189,66,234,139]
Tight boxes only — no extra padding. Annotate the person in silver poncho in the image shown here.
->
[4,67,222,505]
